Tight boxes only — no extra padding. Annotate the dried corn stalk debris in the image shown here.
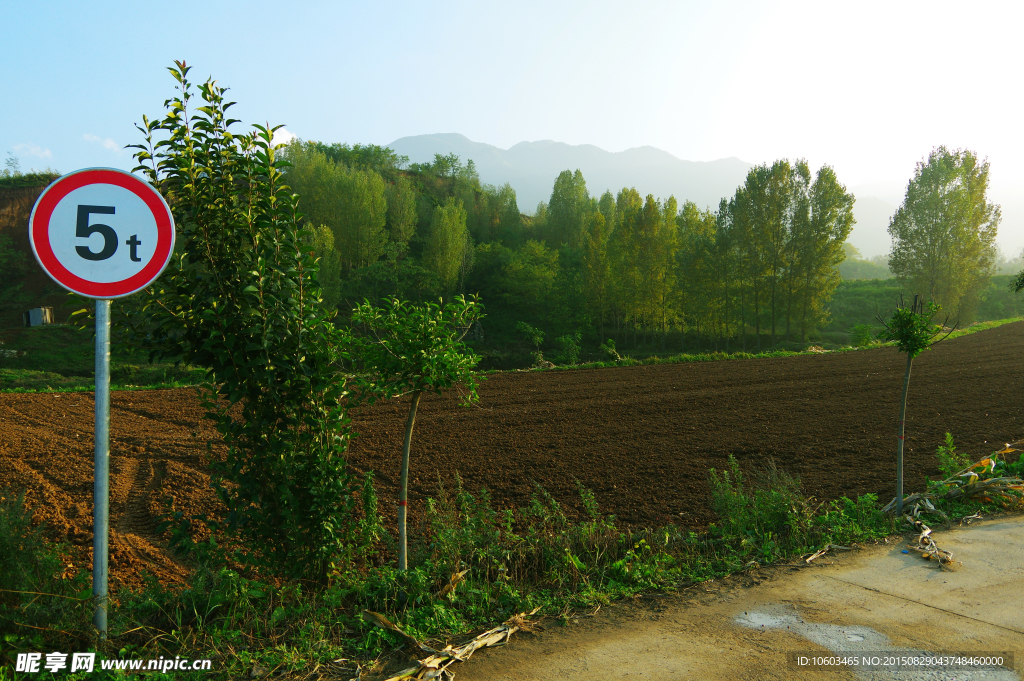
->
[434,569,470,600]
[905,518,959,570]
[884,444,1024,517]
[372,607,542,681]
[804,544,853,564]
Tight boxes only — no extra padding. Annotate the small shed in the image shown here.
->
[22,307,54,327]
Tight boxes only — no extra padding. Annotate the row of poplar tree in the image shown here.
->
[282,141,1002,353]
[282,140,854,351]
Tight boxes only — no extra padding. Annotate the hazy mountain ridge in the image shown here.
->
[388,133,753,212]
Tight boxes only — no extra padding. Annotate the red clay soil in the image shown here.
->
[1,322,1022,591]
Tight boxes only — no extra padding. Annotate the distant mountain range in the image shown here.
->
[387,133,900,256]
[388,133,753,212]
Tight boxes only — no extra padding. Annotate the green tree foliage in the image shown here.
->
[547,169,590,248]
[302,224,343,311]
[126,62,363,581]
[825,275,1024,336]
[0,235,30,316]
[0,153,59,189]
[516,321,544,349]
[640,195,679,347]
[385,175,418,251]
[581,211,612,336]
[608,187,643,341]
[748,160,794,347]
[336,168,388,269]
[888,146,1000,325]
[249,140,888,358]
[789,163,856,340]
[708,160,854,348]
[470,240,560,336]
[425,196,469,293]
[284,141,388,271]
[597,190,616,234]
[676,200,719,346]
[529,201,549,242]
[350,296,483,570]
[486,182,522,246]
[555,331,582,365]
[877,295,950,514]
[304,141,408,177]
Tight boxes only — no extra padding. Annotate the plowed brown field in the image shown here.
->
[1,322,1021,590]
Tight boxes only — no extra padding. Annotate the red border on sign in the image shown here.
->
[29,168,175,298]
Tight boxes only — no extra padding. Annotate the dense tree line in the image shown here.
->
[281,141,858,355]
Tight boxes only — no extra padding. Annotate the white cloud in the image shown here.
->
[272,127,297,147]
[83,133,122,153]
[14,142,52,159]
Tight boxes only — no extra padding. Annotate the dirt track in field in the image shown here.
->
[1,322,1021,590]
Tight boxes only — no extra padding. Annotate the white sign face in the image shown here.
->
[29,168,175,299]
[46,183,160,284]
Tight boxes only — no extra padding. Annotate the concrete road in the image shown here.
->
[453,515,1024,681]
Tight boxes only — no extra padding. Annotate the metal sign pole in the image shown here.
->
[92,299,111,638]
[29,168,175,639]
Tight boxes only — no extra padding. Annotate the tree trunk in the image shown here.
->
[740,289,746,353]
[398,390,422,570]
[754,289,761,352]
[895,355,913,515]
[661,309,667,352]
[724,279,731,352]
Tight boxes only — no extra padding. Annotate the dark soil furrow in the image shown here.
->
[0,323,1021,589]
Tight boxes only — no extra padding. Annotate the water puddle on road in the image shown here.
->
[735,605,1018,680]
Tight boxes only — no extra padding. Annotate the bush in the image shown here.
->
[598,338,622,362]
[124,62,366,582]
[850,324,876,347]
[709,456,895,563]
[554,332,581,365]
[0,491,91,662]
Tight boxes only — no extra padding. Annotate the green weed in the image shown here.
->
[0,490,92,666]
[0,462,994,679]
[935,432,971,479]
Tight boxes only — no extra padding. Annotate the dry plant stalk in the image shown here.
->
[434,570,470,600]
[374,607,542,681]
[805,544,853,564]
[905,518,959,570]
[883,444,1024,517]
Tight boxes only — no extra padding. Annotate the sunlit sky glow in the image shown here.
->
[4,0,1022,256]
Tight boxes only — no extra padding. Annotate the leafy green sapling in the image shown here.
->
[516,321,545,365]
[351,295,483,570]
[876,294,954,514]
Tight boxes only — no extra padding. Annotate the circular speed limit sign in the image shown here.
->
[29,167,175,299]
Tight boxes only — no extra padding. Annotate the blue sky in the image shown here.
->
[4,0,1022,255]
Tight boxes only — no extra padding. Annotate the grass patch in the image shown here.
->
[943,317,1023,340]
[0,325,207,393]
[0,491,93,663]
[4,318,1021,392]
[0,465,915,679]
[492,317,1024,374]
